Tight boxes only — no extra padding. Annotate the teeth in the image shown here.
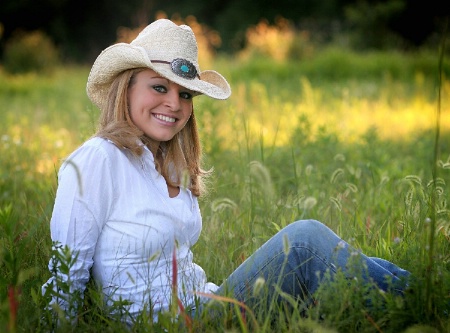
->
[154,114,176,123]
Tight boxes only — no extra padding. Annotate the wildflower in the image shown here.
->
[337,241,346,249]
[425,217,431,224]
[253,277,265,296]
[393,237,401,244]
[334,154,345,162]
[303,197,317,210]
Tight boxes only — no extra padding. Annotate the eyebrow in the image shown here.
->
[150,75,168,82]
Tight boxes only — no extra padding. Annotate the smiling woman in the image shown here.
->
[42,19,233,325]
[41,18,410,329]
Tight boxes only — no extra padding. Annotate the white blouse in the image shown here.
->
[42,137,217,321]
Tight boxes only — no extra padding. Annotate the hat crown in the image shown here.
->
[131,19,199,69]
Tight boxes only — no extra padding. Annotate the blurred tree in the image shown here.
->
[344,0,449,50]
[0,0,448,63]
[159,0,347,50]
[3,30,59,73]
[388,0,449,47]
[344,0,406,49]
[0,0,153,61]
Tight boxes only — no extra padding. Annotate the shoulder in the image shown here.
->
[82,136,123,155]
[68,137,127,161]
[61,137,133,172]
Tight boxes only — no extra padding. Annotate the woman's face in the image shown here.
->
[127,69,194,143]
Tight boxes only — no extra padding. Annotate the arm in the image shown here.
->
[42,141,115,321]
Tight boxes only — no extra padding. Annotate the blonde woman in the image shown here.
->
[43,19,409,325]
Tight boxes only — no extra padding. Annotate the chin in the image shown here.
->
[148,134,176,142]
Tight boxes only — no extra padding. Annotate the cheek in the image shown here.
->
[128,104,146,128]
[128,111,136,125]
[128,104,137,121]
[182,102,193,118]
[181,108,193,125]
[128,96,149,118]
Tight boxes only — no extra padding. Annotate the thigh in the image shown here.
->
[215,220,344,303]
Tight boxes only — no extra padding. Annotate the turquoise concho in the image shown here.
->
[170,58,198,79]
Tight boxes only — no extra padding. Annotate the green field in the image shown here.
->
[1,48,449,332]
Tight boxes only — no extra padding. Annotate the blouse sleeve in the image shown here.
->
[42,141,116,320]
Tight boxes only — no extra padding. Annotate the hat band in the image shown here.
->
[151,58,199,80]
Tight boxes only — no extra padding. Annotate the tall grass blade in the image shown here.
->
[426,18,448,316]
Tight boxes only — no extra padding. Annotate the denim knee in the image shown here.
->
[282,220,327,242]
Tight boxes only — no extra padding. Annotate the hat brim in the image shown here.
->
[87,43,231,112]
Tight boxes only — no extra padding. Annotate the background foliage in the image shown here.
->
[0,4,449,332]
[0,0,449,63]
[0,40,449,331]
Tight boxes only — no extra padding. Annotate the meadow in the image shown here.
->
[0,47,449,332]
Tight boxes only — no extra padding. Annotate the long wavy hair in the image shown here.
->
[94,68,210,197]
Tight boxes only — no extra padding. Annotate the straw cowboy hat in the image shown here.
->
[87,19,231,111]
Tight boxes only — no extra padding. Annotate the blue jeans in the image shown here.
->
[212,220,409,310]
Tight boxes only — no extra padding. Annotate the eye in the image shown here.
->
[152,85,167,93]
[180,91,193,100]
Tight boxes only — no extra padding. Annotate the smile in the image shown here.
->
[154,114,176,123]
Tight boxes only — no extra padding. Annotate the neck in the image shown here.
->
[148,142,160,157]
[142,136,160,156]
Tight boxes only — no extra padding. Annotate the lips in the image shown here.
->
[154,113,176,123]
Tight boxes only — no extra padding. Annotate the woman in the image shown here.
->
[43,19,409,325]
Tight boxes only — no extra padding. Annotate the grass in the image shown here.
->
[0,47,449,332]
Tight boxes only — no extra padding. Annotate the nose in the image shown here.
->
[164,89,181,112]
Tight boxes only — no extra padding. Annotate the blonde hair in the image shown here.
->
[95,68,210,197]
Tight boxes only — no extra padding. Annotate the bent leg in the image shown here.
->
[216,220,409,305]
